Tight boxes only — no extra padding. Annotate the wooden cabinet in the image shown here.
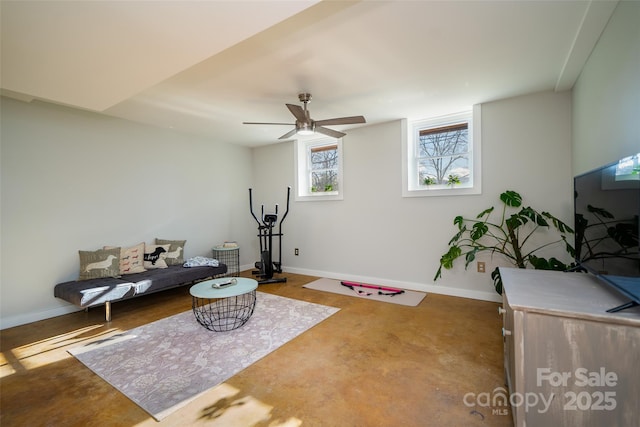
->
[500,268,640,427]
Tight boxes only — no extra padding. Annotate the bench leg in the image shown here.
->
[105,301,112,322]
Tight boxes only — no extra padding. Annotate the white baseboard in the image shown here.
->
[0,305,81,330]
[280,266,502,303]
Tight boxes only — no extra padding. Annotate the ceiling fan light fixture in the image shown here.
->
[297,122,315,136]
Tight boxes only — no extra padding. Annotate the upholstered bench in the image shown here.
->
[54,264,227,321]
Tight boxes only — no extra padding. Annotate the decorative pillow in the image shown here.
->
[104,243,147,275]
[143,244,170,269]
[155,239,186,266]
[78,247,122,281]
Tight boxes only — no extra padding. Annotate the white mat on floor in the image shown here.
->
[303,278,426,306]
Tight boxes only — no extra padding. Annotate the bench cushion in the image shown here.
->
[129,266,223,294]
[54,264,227,308]
[54,276,134,308]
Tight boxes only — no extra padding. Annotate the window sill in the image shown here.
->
[295,192,343,202]
[402,186,481,198]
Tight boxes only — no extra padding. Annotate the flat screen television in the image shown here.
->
[574,153,640,312]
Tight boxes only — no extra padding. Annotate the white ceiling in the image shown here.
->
[1,0,618,147]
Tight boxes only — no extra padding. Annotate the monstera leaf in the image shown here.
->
[434,190,575,294]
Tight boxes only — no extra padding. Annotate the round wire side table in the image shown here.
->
[190,277,258,332]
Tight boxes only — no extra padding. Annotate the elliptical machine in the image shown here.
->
[249,187,290,284]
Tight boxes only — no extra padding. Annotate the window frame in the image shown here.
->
[294,137,344,202]
[402,105,482,197]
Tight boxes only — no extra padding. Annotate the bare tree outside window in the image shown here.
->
[310,144,338,192]
[404,110,479,197]
[418,123,470,186]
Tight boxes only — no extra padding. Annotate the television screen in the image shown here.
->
[574,153,640,312]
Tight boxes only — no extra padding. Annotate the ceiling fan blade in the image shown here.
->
[315,126,346,139]
[286,104,307,122]
[243,122,294,125]
[278,128,298,140]
[315,116,366,126]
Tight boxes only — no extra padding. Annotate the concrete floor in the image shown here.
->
[1,272,513,426]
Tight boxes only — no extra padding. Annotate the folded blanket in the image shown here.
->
[183,256,220,267]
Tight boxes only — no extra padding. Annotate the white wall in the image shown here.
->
[252,90,573,301]
[572,0,640,174]
[0,98,255,328]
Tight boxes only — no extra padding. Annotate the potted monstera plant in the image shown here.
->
[434,190,575,294]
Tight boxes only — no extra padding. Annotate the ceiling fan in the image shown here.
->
[243,93,366,140]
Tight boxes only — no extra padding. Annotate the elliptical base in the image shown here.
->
[251,268,287,284]
[256,277,287,285]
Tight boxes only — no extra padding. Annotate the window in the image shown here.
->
[402,106,481,197]
[295,138,344,201]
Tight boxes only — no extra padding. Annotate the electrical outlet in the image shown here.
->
[477,262,485,273]
[295,248,299,256]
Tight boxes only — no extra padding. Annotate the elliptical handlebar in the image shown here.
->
[279,187,291,226]
[248,187,290,228]
[248,188,261,226]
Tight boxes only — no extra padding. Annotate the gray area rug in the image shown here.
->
[303,278,426,306]
[69,292,339,421]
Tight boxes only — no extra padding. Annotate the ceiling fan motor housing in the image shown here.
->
[296,120,315,135]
